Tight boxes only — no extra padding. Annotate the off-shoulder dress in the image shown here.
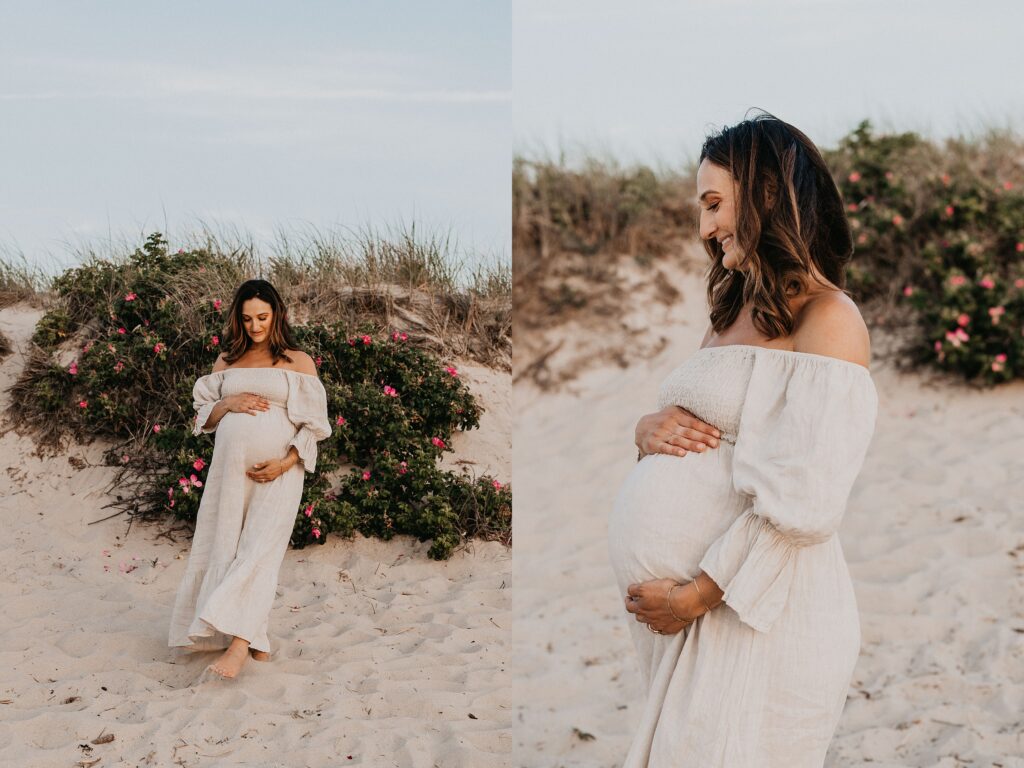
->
[608,345,879,767]
[168,367,332,656]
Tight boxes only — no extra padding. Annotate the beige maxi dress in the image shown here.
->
[608,344,879,767]
[168,367,331,655]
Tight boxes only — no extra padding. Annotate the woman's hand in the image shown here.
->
[635,405,721,459]
[246,447,300,484]
[223,392,271,415]
[625,575,719,634]
[246,458,287,483]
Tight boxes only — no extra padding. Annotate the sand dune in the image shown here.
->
[512,266,1024,767]
[0,304,511,768]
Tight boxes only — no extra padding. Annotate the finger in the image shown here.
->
[656,441,689,458]
[626,583,642,598]
[252,462,267,470]
[681,420,722,443]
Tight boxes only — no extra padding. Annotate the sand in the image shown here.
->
[0,303,511,768]
[512,264,1024,767]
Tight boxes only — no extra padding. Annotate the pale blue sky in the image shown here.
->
[514,0,1024,167]
[1,1,511,270]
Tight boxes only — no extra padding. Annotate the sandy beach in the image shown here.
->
[0,303,511,768]
[512,263,1024,767]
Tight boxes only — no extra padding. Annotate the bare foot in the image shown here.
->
[249,648,271,662]
[208,641,250,679]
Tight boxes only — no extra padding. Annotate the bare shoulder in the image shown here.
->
[286,349,319,376]
[792,292,871,368]
[211,353,228,373]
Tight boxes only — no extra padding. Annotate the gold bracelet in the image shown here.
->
[666,583,693,624]
[692,577,715,613]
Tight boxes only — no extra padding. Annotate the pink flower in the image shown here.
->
[177,248,184,254]
[848,171,861,183]
[69,361,78,375]
[315,356,322,367]
[400,332,408,341]
[361,335,372,345]
[933,340,943,352]
[193,458,206,471]
[444,366,458,377]
[121,454,130,463]
[362,470,371,481]
[846,203,857,212]
[891,214,904,227]
[902,286,913,297]
[945,330,961,348]
[153,424,161,433]
[949,275,967,287]
[995,353,1007,362]
[941,174,951,186]
[78,400,88,408]
[989,306,1006,325]
[944,205,954,217]
[348,338,356,346]
[992,354,1007,372]
[956,313,970,327]
[304,504,314,517]
[884,171,894,181]
[190,474,203,488]
[167,488,174,500]
[117,327,126,335]
[213,299,222,311]
[113,360,124,373]
[1003,181,1014,191]
[954,327,969,343]
[431,437,446,449]
[383,385,398,397]
[492,480,503,490]
[856,233,867,244]
[398,461,408,475]
[1017,243,1024,253]
[392,331,401,341]
[1015,278,1024,289]
[124,292,137,301]
[211,335,219,346]
[312,527,321,539]
[335,415,346,426]
[979,276,995,289]
[153,342,165,354]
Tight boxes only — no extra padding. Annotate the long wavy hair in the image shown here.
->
[221,279,300,365]
[700,109,854,339]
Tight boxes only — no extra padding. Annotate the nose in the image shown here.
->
[698,209,716,241]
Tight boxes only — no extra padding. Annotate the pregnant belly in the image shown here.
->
[213,406,298,467]
[607,448,747,589]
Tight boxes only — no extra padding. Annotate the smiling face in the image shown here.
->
[240,297,274,344]
[696,158,744,271]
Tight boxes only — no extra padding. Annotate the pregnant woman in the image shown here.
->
[168,279,331,679]
[608,112,879,766]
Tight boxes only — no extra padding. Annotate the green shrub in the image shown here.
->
[13,233,510,559]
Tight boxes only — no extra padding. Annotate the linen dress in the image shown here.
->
[168,367,331,656]
[608,344,879,767]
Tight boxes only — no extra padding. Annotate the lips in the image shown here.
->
[720,236,733,249]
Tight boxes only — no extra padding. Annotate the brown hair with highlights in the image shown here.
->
[699,109,855,339]
[221,279,300,365]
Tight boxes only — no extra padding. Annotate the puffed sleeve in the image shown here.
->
[192,374,223,436]
[697,353,879,633]
[285,372,332,473]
